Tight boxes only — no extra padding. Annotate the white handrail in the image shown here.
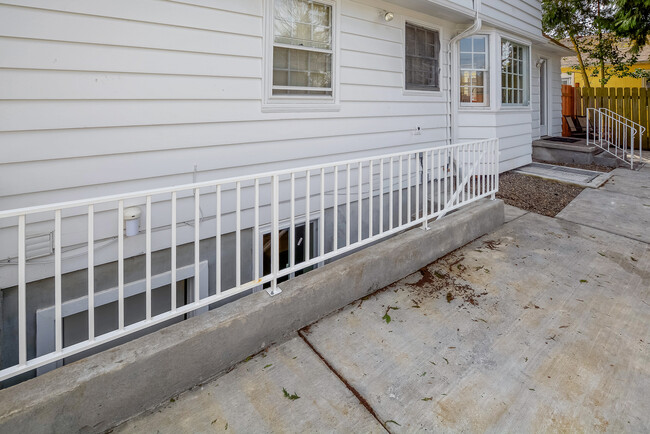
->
[587,107,644,169]
[0,138,499,383]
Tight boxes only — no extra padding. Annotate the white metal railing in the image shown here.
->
[0,139,499,382]
[587,108,645,169]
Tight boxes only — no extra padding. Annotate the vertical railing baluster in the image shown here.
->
[290,173,295,268]
[254,179,260,281]
[269,175,280,295]
[416,153,420,221]
[194,188,201,304]
[171,192,177,310]
[320,168,325,257]
[398,155,403,226]
[379,158,384,233]
[357,162,362,242]
[407,155,411,222]
[389,157,394,230]
[444,148,448,210]
[368,161,373,237]
[346,163,351,246]
[437,149,441,213]
[18,215,26,364]
[422,151,428,228]
[117,202,124,331]
[495,140,500,196]
[146,196,152,320]
[87,206,94,341]
[235,182,241,289]
[333,166,338,250]
[306,170,311,261]
[215,186,221,296]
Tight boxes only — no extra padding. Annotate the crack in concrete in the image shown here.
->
[298,329,391,434]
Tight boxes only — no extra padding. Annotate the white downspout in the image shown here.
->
[447,0,482,145]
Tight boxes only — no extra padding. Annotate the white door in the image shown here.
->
[539,58,548,136]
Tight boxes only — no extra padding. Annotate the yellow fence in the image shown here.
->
[572,86,650,150]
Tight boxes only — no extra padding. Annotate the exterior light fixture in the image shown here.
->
[535,58,546,68]
[384,11,394,22]
[123,207,142,237]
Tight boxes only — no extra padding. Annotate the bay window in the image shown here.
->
[501,39,529,105]
[459,35,488,105]
[272,0,333,96]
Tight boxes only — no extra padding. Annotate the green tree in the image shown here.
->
[542,0,594,88]
[543,0,650,88]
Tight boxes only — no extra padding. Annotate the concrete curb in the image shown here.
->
[0,199,504,434]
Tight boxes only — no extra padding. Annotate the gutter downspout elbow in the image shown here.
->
[447,0,482,145]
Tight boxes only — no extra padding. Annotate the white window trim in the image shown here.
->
[262,0,341,112]
[498,33,532,108]
[459,34,489,107]
[402,18,444,96]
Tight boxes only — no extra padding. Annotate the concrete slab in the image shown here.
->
[503,204,527,223]
[601,166,650,199]
[515,162,612,188]
[0,200,504,434]
[557,188,650,243]
[302,212,650,432]
[114,336,384,434]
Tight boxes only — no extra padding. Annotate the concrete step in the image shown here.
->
[593,150,627,168]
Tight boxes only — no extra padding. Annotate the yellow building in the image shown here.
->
[561,42,650,88]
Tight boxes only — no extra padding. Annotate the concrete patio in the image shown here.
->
[115,166,650,433]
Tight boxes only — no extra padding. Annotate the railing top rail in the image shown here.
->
[0,139,498,219]
[589,107,644,130]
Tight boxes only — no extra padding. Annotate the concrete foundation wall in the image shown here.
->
[0,199,504,434]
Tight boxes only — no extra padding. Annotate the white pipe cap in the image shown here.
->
[123,206,142,221]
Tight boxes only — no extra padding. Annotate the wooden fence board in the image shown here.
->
[573,86,649,150]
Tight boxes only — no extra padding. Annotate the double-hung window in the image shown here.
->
[405,23,440,91]
[272,0,333,97]
[501,39,529,105]
[459,35,488,105]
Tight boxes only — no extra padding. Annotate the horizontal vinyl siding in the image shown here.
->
[480,0,542,39]
[0,0,452,210]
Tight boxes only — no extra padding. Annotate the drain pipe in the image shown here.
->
[447,0,482,145]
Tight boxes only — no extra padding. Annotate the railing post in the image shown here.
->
[267,174,282,296]
[421,151,430,230]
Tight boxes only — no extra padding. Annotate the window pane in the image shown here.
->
[460,87,471,103]
[473,36,485,52]
[460,38,472,52]
[460,53,472,69]
[473,53,485,69]
[460,71,471,87]
[311,3,330,26]
[273,47,289,69]
[273,70,288,86]
[473,71,484,86]
[274,0,331,50]
[290,49,309,70]
[471,87,484,103]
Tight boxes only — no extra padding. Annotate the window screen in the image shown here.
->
[405,23,440,91]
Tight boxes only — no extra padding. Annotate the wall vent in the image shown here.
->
[26,232,54,260]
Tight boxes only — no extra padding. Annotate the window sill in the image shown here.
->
[402,89,444,98]
[262,103,341,113]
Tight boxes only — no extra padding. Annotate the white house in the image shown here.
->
[0,0,571,386]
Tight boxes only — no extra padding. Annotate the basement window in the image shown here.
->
[261,221,317,287]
